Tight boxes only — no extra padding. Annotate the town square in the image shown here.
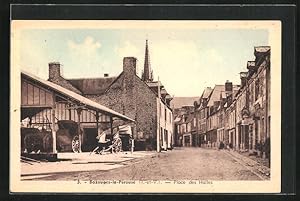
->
[11,21,277,189]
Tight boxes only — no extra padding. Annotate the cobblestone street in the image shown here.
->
[26,148,268,181]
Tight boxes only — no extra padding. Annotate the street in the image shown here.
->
[24,147,267,181]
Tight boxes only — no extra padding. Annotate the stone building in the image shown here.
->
[235,72,250,151]
[224,94,237,149]
[194,87,212,147]
[48,40,173,151]
[223,46,270,159]
[173,46,270,162]
[173,105,194,147]
[227,46,271,156]
[21,71,134,153]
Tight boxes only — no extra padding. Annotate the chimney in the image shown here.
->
[49,62,61,80]
[240,72,248,87]
[123,57,137,75]
[104,73,109,77]
[225,80,233,92]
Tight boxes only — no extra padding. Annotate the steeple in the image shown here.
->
[142,39,153,82]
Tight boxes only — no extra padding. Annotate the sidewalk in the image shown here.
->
[239,151,270,168]
[21,151,156,179]
[225,149,270,178]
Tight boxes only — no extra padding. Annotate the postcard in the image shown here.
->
[10,20,281,193]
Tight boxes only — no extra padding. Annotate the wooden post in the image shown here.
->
[96,111,99,133]
[76,108,82,152]
[110,116,113,153]
[131,138,134,154]
[110,116,113,140]
[51,96,57,153]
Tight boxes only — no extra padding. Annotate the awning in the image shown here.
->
[21,71,135,122]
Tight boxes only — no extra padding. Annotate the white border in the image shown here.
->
[10,20,281,193]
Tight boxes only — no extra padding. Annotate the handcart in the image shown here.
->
[90,128,122,155]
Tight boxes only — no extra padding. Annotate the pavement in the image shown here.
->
[22,147,269,181]
[224,149,270,179]
[21,151,156,180]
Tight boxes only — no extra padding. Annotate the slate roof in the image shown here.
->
[22,70,135,122]
[207,85,239,107]
[171,97,200,109]
[207,85,225,107]
[68,76,118,95]
[146,81,163,88]
[200,87,213,100]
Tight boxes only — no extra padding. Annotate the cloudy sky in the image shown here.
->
[15,22,269,97]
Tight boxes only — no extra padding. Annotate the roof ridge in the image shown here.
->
[68,76,118,81]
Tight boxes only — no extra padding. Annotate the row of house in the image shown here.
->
[174,46,271,159]
[21,40,173,152]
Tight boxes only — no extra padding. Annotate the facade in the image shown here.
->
[47,40,173,151]
[178,46,271,160]
[205,83,239,148]
[244,47,271,157]
[225,97,237,149]
[173,106,194,147]
[195,87,212,147]
[229,46,270,156]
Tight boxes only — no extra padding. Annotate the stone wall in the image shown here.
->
[87,74,158,150]
[87,57,159,150]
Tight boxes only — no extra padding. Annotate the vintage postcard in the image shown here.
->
[10,20,281,193]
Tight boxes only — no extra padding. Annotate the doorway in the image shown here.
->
[82,128,98,152]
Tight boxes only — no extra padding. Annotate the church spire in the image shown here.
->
[142,39,153,82]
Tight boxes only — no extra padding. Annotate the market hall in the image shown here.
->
[21,71,135,158]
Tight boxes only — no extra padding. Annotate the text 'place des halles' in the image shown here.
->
[20,39,271,181]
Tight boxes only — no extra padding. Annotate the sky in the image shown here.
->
[17,24,269,97]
